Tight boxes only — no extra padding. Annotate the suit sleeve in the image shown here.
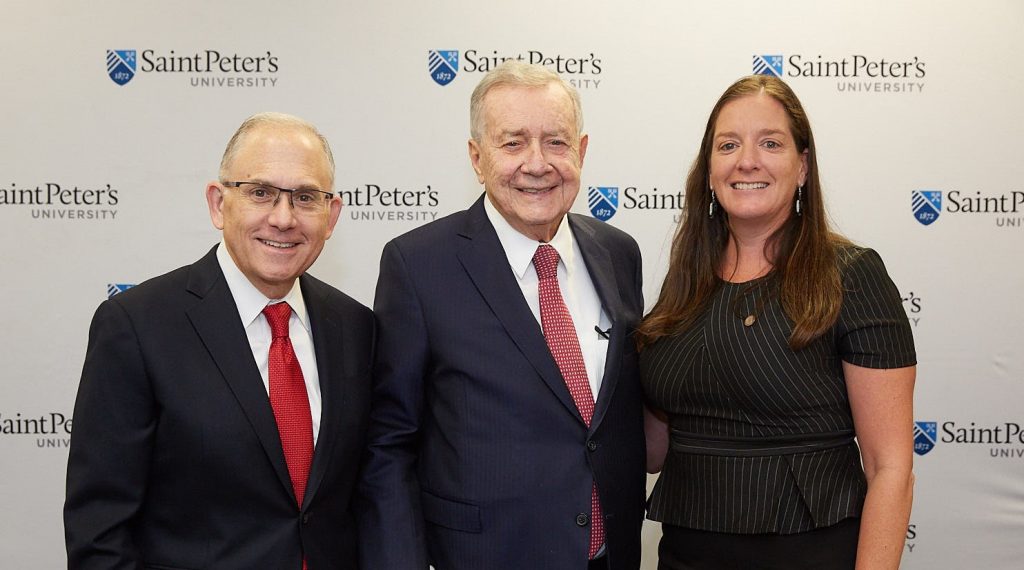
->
[357,241,430,569]
[64,299,156,569]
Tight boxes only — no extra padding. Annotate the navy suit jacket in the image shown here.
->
[64,245,374,570]
[358,196,646,570]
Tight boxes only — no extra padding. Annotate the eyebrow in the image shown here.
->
[248,179,325,192]
[494,128,572,139]
[714,128,788,140]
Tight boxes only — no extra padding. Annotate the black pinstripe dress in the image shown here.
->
[641,247,916,542]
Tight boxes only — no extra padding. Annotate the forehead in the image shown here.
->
[228,125,332,184]
[231,125,322,161]
[481,82,576,135]
[714,93,793,136]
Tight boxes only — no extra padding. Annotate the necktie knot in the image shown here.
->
[533,244,560,281]
[263,302,292,339]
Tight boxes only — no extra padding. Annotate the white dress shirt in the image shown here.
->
[216,242,322,444]
[484,198,611,399]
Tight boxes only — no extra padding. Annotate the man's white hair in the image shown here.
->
[469,61,583,142]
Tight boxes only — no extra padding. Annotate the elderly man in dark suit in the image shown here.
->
[64,113,374,570]
[358,61,646,570]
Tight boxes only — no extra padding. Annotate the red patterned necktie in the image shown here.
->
[533,244,605,559]
[263,302,314,506]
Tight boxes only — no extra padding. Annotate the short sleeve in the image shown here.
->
[835,247,917,369]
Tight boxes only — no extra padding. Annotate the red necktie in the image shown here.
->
[263,302,314,508]
[533,244,605,559]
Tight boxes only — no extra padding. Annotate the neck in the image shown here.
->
[523,219,562,243]
[720,230,776,283]
[255,280,296,301]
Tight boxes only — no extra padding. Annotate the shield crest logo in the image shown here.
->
[588,186,619,221]
[912,190,942,226]
[107,283,135,298]
[428,50,459,86]
[753,55,783,77]
[913,421,937,456]
[107,50,137,86]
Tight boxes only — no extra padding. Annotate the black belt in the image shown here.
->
[669,427,855,457]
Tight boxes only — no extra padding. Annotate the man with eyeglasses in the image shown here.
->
[64,112,373,570]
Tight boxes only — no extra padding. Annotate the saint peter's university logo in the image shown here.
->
[428,50,459,86]
[914,421,937,456]
[106,50,137,85]
[912,190,942,226]
[588,186,619,222]
[107,283,135,298]
[753,55,783,77]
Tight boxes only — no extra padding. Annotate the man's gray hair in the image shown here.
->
[469,61,583,141]
[219,112,335,187]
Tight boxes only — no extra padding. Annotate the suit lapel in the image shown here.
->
[300,276,344,510]
[569,215,627,431]
[456,198,584,422]
[184,247,295,501]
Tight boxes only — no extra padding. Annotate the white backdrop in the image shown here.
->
[2,1,1022,567]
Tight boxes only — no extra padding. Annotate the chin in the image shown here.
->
[524,213,563,228]
[262,267,302,284]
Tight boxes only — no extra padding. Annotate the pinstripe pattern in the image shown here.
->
[642,247,915,534]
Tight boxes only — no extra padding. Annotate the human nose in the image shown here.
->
[737,143,760,171]
[267,191,298,229]
[520,140,553,176]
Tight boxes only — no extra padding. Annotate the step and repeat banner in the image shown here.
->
[2,1,1021,567]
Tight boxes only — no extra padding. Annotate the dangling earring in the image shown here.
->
[795,186,803,217]
[708,188,717,218]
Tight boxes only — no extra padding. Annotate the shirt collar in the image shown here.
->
[216,241,310,332]
[483,194,578,279]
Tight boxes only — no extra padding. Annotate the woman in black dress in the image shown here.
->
[638,76,916,569]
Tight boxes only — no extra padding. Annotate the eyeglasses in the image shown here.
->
[222,181,334,212]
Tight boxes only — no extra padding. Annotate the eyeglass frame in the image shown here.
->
[221,180,335,210]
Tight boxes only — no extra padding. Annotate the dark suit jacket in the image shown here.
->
[64,245,374,570]
[358,196,646,570]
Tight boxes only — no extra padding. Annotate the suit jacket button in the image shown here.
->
[587,440,598,452]
[576,513,589,527]
[302,513,310,524]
